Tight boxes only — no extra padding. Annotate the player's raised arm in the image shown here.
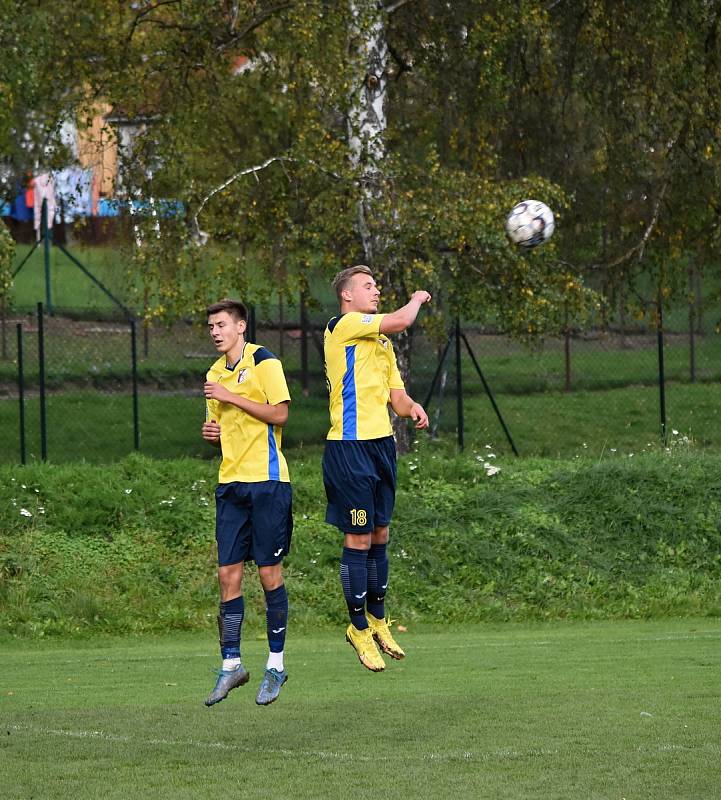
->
[378,290,432,334]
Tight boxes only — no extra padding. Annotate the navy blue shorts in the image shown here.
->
[215,481,293,567]
[323,436,397,533]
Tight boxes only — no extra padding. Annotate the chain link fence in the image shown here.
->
[2,293,721,464]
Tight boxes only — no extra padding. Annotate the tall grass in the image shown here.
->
[1,447,719,637]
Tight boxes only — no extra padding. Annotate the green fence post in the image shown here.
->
[131,319,140,450]
[455,318,464,450]
[37,302,47,460]
[16,323,26,464]
[42,200,53,315]
[657,290,667,445]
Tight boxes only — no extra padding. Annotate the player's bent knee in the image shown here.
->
[344,532,372,550]
[258,563,284,591]
[218,562,244,599]
[371,525,389,544]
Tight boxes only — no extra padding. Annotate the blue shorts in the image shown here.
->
[323,436,397,533]
[215,481,293,567]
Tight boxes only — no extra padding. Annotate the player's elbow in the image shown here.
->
[273,402,290,427]
[389,390,409,416]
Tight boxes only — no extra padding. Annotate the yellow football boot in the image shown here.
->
[345,623,386,672]
[366,614,405,660]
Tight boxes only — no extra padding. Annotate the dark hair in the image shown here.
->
[206,298,248,322]
[331,265,373,302]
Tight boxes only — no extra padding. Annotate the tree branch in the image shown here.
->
[191,155,343,244]
[127,1,293,51]
[383,0,414,13]
[387,42,412,77]
[596,182,668,272]
[215,3,294,52]
[127,0,182,44]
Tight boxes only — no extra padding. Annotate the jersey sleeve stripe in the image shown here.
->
[253,347,275,366]
[252,346,277,364]
[326,314,344,334]
[341,344,357,440]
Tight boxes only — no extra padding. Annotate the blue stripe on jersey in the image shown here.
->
[342,344,357,440]
[267,424,280,480]
[253,346,276,365]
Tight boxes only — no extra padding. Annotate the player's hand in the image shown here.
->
[410,402,429,429]
[411,290,432,306]
[202,421,221,442]
[204,381,234,404]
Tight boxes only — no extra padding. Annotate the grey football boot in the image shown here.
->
[205,664,250,706]
[255,668,288,706]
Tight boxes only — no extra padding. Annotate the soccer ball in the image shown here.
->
[505,200,555,248]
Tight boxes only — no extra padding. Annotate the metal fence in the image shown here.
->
[1,296,720,464]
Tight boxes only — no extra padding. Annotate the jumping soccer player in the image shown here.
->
[202,298,293,706]
[323,265,431,672]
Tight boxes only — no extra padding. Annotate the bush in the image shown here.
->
[1,446,719,636]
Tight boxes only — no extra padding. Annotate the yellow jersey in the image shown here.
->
[206,343,291,483]
[324,312,404,440]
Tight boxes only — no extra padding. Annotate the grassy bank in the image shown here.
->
[1,446,719,636]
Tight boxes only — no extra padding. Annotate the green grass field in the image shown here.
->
[2,619,719,799]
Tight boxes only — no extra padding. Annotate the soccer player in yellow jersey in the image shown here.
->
[201,299,292,707]
[323,265,431,672]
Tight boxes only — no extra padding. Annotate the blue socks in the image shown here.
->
[219,595,244,660]
[219,588,288,670]
[366,543,389,620]
[264,584,288,654]
[340,546,369,629]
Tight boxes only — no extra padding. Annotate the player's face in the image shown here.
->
[207,311,246,356]
[344,273,380,313]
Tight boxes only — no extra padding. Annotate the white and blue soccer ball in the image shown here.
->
[505,200,555,248]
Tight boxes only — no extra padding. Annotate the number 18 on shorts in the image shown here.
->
[322,437,397,533]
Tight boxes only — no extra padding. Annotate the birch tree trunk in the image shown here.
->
[347,0,412,452]
[347,0,388,264]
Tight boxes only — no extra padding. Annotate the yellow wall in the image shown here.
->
[76,103,118,198]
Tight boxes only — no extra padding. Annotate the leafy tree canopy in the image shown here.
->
[5,1,721,334]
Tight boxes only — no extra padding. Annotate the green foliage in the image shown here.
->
[73,0,598,338]
[1,449,719,636]
[477,0,721,315]
[0,219,15,304]
[5,1,721,348]
[0,0,117,177]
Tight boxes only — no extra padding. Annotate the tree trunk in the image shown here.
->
[391,329,412,452]
[347,1,411,452]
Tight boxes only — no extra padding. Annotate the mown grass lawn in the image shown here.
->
[2,378,721,464]
[2,619,719,799]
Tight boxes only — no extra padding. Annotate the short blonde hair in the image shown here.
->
[332,265,373,302]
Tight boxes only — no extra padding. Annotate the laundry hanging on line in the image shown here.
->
[33,172,56,239]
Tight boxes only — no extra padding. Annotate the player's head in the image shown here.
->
[332,265,380,313]
[207,298,248,323]
[206,298,247,355]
